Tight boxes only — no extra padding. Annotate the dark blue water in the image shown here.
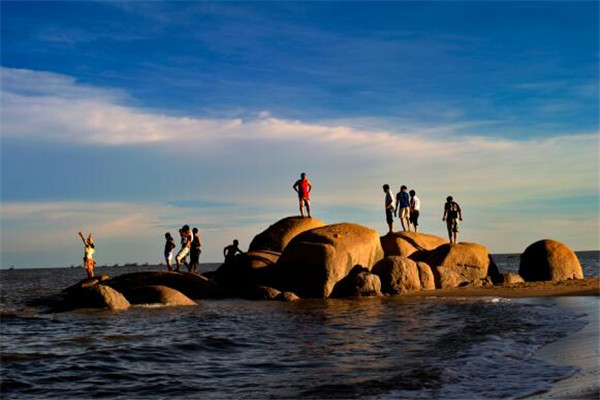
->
[1,252,598,399]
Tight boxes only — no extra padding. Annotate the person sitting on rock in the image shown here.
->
[175,225,192,272]
[223,239,243,264]
[383,184,395,234]
[78,231,96,278]
[293,172,312,218]
[188,227,202,274]
[395,185,411,232]
[442,196,463,244]
[164,232,176,272]
[409,189,421,233]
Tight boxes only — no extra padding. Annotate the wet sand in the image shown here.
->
[404,278,600,298]
[526,297,600,399]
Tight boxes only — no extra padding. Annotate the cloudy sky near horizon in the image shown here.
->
[1,1,598,268]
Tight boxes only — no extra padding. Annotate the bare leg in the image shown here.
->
[453,232,458,244]
[387,222,393,234]
[299,199,305,217]
[306,200,311,218]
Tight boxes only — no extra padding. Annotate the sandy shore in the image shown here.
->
[526,296,600,399]
[404,278,600,298]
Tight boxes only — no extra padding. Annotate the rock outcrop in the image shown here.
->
[519,239,584,282]
[331,266,382,297]
[425,243,502,288]
[503,272,525,285]
[248,216,326,253]
[54,282,130,312]
[417,262,436,290]
[277,223,384,298]
[275,291,300,302]
[106,271,219,300]
[372,256,423,294]
[380,231,447,261]
[124,285,197,306]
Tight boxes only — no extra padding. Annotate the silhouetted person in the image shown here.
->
[395,185,411,231]
[442,196,463,244]
[164,232,176,272]
[189,227,202,274]
[224,239,243,264]
[383,184,395,234]
[409,190,421,232]
[293,172,312,218]
[78,231,96,278]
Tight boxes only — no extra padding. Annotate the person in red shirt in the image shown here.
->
[293,172,312,218]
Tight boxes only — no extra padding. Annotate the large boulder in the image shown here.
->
[380,231,447,261]
[123,285,197,306]
[519,239,584,282]
[248,216,326,253]
[106,271,219,300]
[417,262,436,290]
[425,243,502,288]
[212,252,284,297]
[372,256,423,294]
[54,284,130,312]
[331,266,382,297]
[276,223,384,298]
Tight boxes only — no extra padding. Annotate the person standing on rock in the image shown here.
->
[383,184,395,234]
[188,227,202,274]
[223,239,243,264]
[409,190,421,232]
[78,231,96,278]
[293,172,312,218]
[175,225,192,272]
[164,232,176,272]
[442,196,463,244]
[395,185,411,231]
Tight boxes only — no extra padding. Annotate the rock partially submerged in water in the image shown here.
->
[277,223,384,298]
[519,239,584,282]
[248,216,326,253]
[54,282,130,312]
[106,271,219,300]
[380,231,447,261]
[123,285,197,306]
[426,243,502,289]
[502,272,525,285]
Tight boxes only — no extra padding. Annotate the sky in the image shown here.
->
[1,1,598,268]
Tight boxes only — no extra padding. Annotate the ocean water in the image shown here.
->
[1,252,598,399]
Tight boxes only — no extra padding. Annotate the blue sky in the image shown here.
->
[1,1,598,267]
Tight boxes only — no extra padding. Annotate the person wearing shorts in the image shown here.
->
[188,227,202,274]
[383,184,395,234]
[164,232,176,272]
[78,231,96,278]
[442,196,463,244]
[293,172,312,218]
[409,190,421,232]
[176,225,192,272]
[395,185,411,231]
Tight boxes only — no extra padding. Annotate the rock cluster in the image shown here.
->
[47,217,584,312]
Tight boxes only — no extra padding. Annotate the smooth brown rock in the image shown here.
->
[277,223,384,298]
[417,262,436,290]
[276,291,301,301]
[503,272,525,284]
[372,256,422,294]
[380,231,447,261]
[426,243,502,288]
[519,239,584,282]
[246,250,281,270]
[55,284,130,312]
[106,271,219,300]
[246,286,281,300]
[248,216,326,253]
[124,285,196,306]
[331,266,382,297]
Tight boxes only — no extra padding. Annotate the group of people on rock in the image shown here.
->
[383,185,463,244]
[382,185,421,234]
[78,172,464,277]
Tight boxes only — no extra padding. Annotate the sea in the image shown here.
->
[1,252,598,399]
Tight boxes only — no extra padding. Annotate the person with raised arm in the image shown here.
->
[78,231,96,278]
